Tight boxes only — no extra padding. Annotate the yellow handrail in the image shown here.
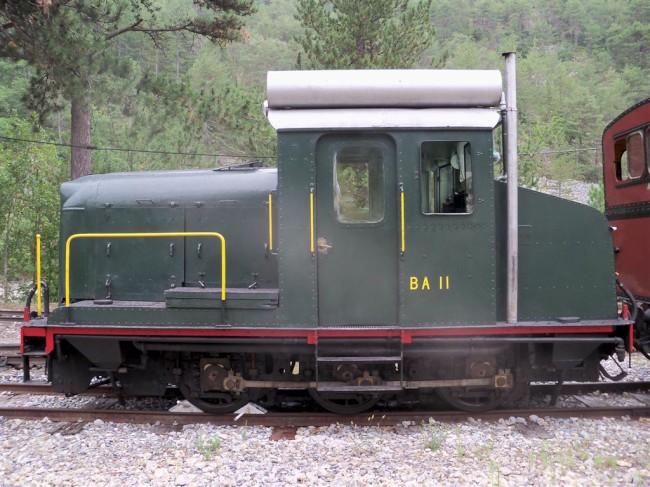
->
[65,232,226,307]
[400,184,406,254]
[36,234,41,316]
[309,188,315,254]
[268,192,273,252]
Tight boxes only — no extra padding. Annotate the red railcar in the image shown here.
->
[602,98,650,355]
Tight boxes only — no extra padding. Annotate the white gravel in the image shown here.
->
[0,415,649,486]
[3,318,650,485]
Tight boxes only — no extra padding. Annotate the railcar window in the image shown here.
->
[420,141,473,214]
[614,138,628,181]
[627,132,644,179]
[646,128,650,173]
[615,132,646,182]
[334,146,384,223]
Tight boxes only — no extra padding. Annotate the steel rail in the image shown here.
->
[1,381,650,396]
[0,310,22,322]
[0,406,648,427]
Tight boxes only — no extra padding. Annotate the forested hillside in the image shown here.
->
[1,0,649,298]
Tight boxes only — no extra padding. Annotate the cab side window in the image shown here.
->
[420,141,473,214]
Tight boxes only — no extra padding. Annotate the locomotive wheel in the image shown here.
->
[308,389,381,414]
[436,386,509,413]
[179,383,251,414]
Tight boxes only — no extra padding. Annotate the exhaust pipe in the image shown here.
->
[503,52,518,325]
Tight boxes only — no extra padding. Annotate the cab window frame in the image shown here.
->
[420,140,474,216]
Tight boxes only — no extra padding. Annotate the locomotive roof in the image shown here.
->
[61,168,277,209]
[265,69,503,131]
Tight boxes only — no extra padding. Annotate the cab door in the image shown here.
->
[316,135,398,326]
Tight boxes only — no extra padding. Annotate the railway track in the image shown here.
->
[0,344,45,367]
[0,381,649,427]
[1,380,650,396]
[0,309,22,323]
[0,405,648,427]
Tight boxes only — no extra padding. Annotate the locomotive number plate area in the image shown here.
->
[409,276,451,291]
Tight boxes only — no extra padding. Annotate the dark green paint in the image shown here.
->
[59,168,278,306]
[495,183,617,321]
[397,131,496,326]
[275,133,320,326]
[52,128,617,331]
[165,287,279,310]
[316,134,398,326]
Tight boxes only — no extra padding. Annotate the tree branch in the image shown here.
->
[130,23,193,35]
[105,18,144,41]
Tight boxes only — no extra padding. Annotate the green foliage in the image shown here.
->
[0,115,66,301]
[294,0,435,68]
[420,419,448,451]
[2,0,650,295]
[0,60,32,119]
[0,0,256,177]
[588,181,605,212]
[339,165,369,210]
[195,436,222,460]
[593,454,618,470]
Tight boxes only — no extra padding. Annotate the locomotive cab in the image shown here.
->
[266,70,502,329]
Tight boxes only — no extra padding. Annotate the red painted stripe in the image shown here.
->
[404,325,615,337]
[21,323,618,355]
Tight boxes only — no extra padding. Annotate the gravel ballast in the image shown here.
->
[0,415,649,486]
[3,319,650,486]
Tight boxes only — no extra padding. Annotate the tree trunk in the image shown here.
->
[56,110,63,143]
[71,97,92,180]
[2,208,13,301]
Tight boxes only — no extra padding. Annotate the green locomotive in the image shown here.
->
[22,58,629,413]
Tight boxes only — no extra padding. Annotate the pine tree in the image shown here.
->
[0,0,254,179]
[294,0,435,69]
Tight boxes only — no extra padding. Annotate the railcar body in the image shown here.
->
[21,66,629,413]
[602,97,650,357]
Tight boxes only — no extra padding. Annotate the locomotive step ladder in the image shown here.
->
[314,335,404,392]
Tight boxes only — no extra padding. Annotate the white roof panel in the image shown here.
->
[267,70,503,109]
[267,108,501,131]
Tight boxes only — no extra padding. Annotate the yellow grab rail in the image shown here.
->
[36,234,42,316]
[309,186,315,254]
[65,232,226,307]
[268,192,274,252]
[399,183,405,254]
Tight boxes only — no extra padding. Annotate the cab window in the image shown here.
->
[334,145,384,223]
[421,141,473,214]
